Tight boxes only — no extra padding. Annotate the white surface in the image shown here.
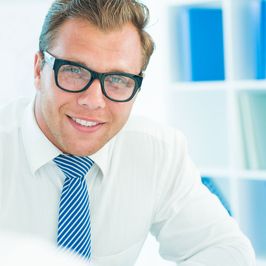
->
[0,232,88,266]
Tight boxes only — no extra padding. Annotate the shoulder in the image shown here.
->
[113,116,188,159]
[120,115,187,147]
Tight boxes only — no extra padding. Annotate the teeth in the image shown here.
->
[71,117,98,127]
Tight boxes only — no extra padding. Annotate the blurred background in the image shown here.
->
[1,0,266,265]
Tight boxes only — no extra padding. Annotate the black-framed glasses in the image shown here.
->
[43,51,143,102]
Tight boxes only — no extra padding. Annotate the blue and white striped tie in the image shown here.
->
[53,154,94,259]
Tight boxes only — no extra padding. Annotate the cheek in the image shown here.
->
[40,71,67,108]
[38,76,65,124]
[109,101,135,126]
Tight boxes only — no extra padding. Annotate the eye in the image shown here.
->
[61,65,82,74]
[106,75,135,88]
[109,76,126,84]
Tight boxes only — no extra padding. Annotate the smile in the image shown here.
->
[70,117,99,127]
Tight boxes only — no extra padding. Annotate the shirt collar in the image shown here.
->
[21,97,111,177]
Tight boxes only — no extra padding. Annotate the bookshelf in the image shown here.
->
[140,0,266,263]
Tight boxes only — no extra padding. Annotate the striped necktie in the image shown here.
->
[53,154,94,259]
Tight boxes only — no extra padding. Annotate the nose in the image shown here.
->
[77,79,106,109]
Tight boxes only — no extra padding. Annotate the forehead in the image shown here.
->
[49,18,143,74]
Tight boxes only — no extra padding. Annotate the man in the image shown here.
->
[0,0,255,265]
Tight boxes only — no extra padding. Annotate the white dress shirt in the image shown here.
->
[0,97,255,266]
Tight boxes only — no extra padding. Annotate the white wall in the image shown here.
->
[0,1,52,101]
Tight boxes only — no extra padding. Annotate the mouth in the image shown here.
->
[71,117,100,127]
[67,115,104,131]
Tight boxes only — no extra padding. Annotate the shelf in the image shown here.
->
[169,81,228,92]
[199,168,266,180]
[232,79,266,91]
[199,167,231,178]
[236,170,266,180]
[169,79,266,92]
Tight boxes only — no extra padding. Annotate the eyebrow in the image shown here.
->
[64,57,89,69]
[63,56,140,75]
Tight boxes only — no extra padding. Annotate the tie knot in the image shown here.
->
[53,154,94,179]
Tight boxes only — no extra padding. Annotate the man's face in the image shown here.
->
[34,19,143,156]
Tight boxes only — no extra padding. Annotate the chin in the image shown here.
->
[59,133,112,156]
[64,148,94,157]
[62,143,102,156]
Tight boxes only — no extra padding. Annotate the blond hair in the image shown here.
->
[39,0,155,71]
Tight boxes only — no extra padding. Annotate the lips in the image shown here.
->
[71,117,99,127]
[68,115,104,128]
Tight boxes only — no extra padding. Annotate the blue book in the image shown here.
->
[201,176,232,216]
[173,6,225,81]
[253,0,266,79]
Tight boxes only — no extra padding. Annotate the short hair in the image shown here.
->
[39,0,155,71]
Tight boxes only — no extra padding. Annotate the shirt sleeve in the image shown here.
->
[150,129,256,266]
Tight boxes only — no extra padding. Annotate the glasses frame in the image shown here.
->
[43,51,143,102]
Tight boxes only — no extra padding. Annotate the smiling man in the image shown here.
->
[0,0,255,265]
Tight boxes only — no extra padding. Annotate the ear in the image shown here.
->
[34,52,43,91]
